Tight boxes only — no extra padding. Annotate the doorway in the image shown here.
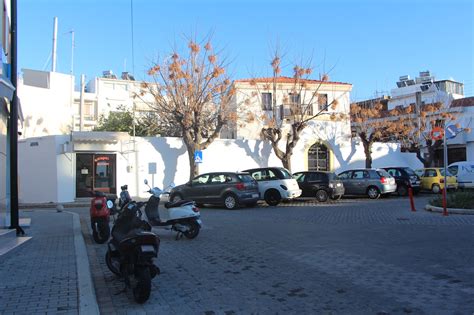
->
[76,153,116,197]
[308,143,330,171]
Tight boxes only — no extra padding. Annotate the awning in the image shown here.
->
[72,131,130,144]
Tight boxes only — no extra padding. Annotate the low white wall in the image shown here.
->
[0,108,7,223]
[17,134,424,203]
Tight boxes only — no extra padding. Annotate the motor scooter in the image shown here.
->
[142,179,202,240]
[105,199,160,304]
[90,191,116,244]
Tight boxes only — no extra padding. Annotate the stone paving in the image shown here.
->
[78,194,474,314]
[0,210,79,315]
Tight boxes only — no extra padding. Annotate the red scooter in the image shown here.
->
[90,191,116,244]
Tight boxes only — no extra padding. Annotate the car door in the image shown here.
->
[351,170,369,194]
[205,173,228,203]
[187,174,211,202]
[307,172,324,194]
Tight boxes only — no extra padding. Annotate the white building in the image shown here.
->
[388,71,464,110]
[18,69,155,138]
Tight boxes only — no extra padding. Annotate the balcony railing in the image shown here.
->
[279,104,313,119]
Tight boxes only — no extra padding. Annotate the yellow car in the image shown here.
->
[415,168,458,193]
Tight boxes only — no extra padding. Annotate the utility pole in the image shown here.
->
[9,0,23,235]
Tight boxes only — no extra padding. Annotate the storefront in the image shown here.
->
[75,153,116,197]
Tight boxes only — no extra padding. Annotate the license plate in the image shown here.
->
[141,245,155,253]
[252,193,259,198]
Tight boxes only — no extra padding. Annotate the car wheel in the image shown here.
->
[397,185,408,197]
[315,190,328,202]
[367,186,381,199]
[264,190,281,206]
[170,193,183,202]
[432,184,441,194]
[223,194,238,210]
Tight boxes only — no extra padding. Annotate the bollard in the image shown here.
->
[408,187,416,212]
[442,188,448,216]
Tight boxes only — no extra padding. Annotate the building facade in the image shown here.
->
[1,0,15,225]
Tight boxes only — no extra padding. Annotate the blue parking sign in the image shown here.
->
[446,125,460,139]
[194,151,203,163]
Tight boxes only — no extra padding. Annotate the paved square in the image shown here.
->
[81,195,474,314]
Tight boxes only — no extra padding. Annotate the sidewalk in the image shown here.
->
[0,209,99,315]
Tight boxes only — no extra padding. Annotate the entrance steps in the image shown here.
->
[0,228,32,256]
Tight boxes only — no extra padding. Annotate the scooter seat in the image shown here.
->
[165,200,194,209]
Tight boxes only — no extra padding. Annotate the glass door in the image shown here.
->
[76,153,116,197]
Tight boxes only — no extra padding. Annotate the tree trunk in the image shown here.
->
[360,136,373,168]
[282,155,291,171]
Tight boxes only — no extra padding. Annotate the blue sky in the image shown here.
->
[19,0,473,100]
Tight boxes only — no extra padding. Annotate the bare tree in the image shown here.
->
[391,102,459,167]
[350,102,395,168]
[139,37,235,180]
[237,51,347,171]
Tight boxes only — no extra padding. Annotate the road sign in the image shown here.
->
[194,150,203,163]
[446,124,460,139]
[431,127,444,141]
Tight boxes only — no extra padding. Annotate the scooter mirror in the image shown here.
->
[144,179,148,185]
[106,200,114,209]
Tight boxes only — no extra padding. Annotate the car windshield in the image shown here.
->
[376,169,391,178]
[277,168,293,179]
[403,168,416,176]
[439,168,454,176]
[237,174,255,182]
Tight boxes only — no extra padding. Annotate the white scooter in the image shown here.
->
[142,179,202,240]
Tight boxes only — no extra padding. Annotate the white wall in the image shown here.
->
[18,137,59,203]
[18,71,75,138]
[18,134,424,203]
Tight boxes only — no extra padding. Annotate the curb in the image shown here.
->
[424,204,474,215]
[20,202,90,209]
[67,211,100,315]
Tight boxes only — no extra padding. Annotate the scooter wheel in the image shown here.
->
[133,267,151,304]
[105,251,120,276]
[92,220,110,244]
[183,220,200,239]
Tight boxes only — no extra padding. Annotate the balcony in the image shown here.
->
[279,104,313,120]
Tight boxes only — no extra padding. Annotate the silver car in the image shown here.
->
[337,168,397,199]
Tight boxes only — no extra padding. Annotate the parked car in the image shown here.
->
[448,161,474,189]
[336,168,397,199]
[293,171,344,202]
[169,172,260,210]
[381,166,421,196]
[415,168,458,193]
[243,167,302,206]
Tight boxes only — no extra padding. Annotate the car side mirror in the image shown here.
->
[186,182,191,186]
[106,200,114,209]
[144,179,148,185]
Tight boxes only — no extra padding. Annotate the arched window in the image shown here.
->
[308,143,329,171]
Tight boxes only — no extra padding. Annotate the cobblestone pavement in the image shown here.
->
[0,210,79,315]
[78,195,474,314]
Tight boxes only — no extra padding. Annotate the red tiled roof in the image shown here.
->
[234,76,351,86]
[451,97,474,108]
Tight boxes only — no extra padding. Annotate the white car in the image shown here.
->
[243,167,302,206]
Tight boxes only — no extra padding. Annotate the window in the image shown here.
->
[448,166,458,176]
[318,94,328,111]
[352,170,369,179]
[210,174,226,183]
[294,173,305,182]
[289,93,301,105]
[338,171,352,180]
[308,143,329,171]
[262,93,272,111]
[192,174,210,185]
[307,173,322,181]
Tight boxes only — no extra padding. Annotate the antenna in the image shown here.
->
[52,17,58,72]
